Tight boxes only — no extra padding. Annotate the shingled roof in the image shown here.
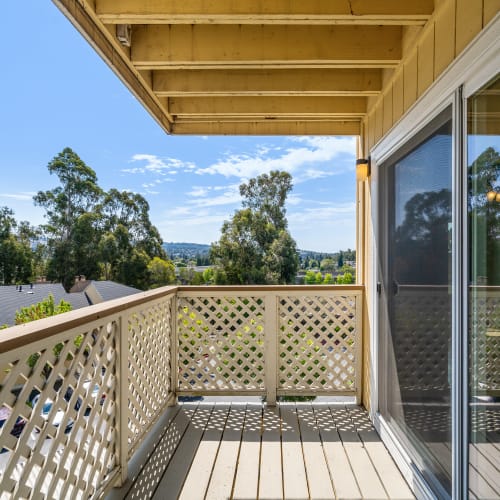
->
[0,281,140,327]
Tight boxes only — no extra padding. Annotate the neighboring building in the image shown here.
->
[0,279,140,327]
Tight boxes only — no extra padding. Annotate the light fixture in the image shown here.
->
[116,24,132,47]
[356,158,370,182]
[486,190,500,202]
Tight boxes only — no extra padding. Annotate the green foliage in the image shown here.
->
[0,207,36,284]
[336,272,354,284]
[211,170,299,284]
[337,251,344,269]
[15,294,72,325]
[147,257,177,288]
[202,267,214,284]
[315,272,323,284]
[34,148,172,290]
[323,273,334,284]
[320,258,336,273]
[304,270,317,284]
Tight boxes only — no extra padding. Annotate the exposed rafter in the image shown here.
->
[131,25,402,70]
[166,97,367,117]
[53,0,434,135]
[96,0,433,25]
[152,69,382,97]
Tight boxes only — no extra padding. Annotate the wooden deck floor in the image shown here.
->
[109,402,414,500]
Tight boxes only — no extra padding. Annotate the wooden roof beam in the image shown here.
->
[166,96,367,117]
[96,0,433,25]
[152,68,382,97]
[131,25,402,70]
[171,119,361,136]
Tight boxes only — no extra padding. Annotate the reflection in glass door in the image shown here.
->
[379,108,453,497]
[467,74,500,499]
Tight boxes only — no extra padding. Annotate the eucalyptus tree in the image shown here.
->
[211,170,299,284]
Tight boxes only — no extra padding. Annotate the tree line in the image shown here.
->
[1,148,174,290]
[1,148,357,290]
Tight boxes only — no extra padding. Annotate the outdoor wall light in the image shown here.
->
[356,158,371,182]
[486,190,500,202]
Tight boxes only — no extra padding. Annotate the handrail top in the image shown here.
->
[0,283,364,354]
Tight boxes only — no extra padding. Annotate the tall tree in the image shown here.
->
[34,148,103,290]
[0,207,35,284]
[34,148,171,290]
[211,170,299,284]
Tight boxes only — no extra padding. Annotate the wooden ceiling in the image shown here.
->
[53,0,435,135]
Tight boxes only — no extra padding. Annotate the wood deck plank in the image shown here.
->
[176,404,230,500]
[151,404,214,500]
[346,405,414,499]
[296,404,336,500]
[205,405,246,500]
[259,406,283,500]
[280,404,310,500]
[312,405,361,499]
[330,406,388,500]
[125,404,196,500]
[122,402,416,500]
[232,405,262,500]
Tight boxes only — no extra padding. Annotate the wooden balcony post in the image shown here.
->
[116,312,129,486]
[169,293,178,406]
[355,291,363,405]
[264,293,278,406]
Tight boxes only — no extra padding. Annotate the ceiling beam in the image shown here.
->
[152,68,382,96]
[96,0,433,25]
[171,119,361,135]
[131,25,402,69]
[167,97,366,117]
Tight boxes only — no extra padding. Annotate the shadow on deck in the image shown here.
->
[107,402,415,500]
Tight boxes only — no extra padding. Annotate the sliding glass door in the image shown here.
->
[467,74,500,499]
[379,107,453,497]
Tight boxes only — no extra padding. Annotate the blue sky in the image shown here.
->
[0,1,356,253]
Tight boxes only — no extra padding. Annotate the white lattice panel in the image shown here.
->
[0,318,118,499]
[127,297,174,455]
[177,296,265,392]
[278,294,358,392]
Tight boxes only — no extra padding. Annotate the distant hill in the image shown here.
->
[163,242,211,259]
[163,242,350,262]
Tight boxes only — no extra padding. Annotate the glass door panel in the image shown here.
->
[380,107,453,497]
[467,74,500,499]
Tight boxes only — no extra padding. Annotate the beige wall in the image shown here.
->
[362,0,499,156]
[359,0,499,410]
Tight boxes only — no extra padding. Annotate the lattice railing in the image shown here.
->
[278,293,360,394]
[0,315,120,499]
[0,285,362,498]
[177,287,363,402]
[127,295,175,456]
[0,287,177,499]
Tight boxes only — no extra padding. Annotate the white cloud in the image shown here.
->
[123,154,196,175]
[187,187,209,198]
[196,136,356,179]
[288,202,356,223]
[0,192,36,201]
